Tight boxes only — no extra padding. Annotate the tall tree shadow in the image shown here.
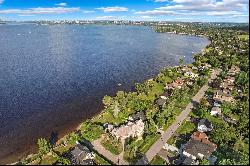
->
[49,131,58,148]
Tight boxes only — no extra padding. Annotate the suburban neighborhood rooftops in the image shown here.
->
[183,138,217,159]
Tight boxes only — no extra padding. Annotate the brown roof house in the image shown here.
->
[69,142,95,165]
[182,131,217,160]
[213,90,234,103]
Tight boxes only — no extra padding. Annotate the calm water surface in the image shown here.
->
[0,24,209,164]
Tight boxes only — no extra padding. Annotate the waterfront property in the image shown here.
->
[69,142,95,165]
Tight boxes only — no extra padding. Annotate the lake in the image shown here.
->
[0,24,209,164]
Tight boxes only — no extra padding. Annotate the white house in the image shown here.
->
[197,119,213,132]
[210,107,221,116]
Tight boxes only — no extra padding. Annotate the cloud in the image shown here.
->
[96,6,128,12]
[95,16,116,20]
[140,15,155,19]
[0,0,3,4]
[55,3,67,7]
[206,11,243,16]
[135,0,249,17]
[18,14,35,17]
[135,10,176,15]
[154,0,168,2]
[0,7,80,14]
[82,10,95,13]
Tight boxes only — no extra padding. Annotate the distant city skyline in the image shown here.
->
[0,0,249,22]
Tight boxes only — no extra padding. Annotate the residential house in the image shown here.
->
[224,76,235,85]
[165,79,185,90]
[103,123,114,133]
[159,89,173,99]
[156,98,167,108]
[220,82,234,91]
[184,71,199,78]
[110,119,145,141]
[197,119,213,132]
[210,107,221,116]
[182,131,217,160]
[128,110,146,122]
[181,157,199,165]
[69,142,95,165]
[213,101,221,107]
[228,66,240,76]
[213,90,234,103]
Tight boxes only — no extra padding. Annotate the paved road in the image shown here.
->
[136,69,220,165]
[92,138,129,165]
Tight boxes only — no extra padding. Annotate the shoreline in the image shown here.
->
[6,30,211,165]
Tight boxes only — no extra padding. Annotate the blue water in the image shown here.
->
[0,24,209,163]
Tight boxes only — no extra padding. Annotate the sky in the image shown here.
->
[0,0,249,22]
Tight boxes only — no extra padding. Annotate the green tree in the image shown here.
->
[102,95,113,108]
[56,156,71,165]
[37,138,51,157]
[179,58,184,66]
[200,159,210,165]
[235,71,249,88]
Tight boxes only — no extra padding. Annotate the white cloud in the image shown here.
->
[96,6,128,12]
[55,3,67,7]
[95,16,116,20]
[135,0,249,18]
[0,0,4,4]
[82,10,95,13]
[206,11,242,16]
[0,7,80,14]
[154,0,168,2]
[135,10,176,15]
[140,15,155,19]
[18,14,35,17]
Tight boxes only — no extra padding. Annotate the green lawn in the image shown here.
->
[39,154,58,165]
[167,135,176,145]
[101,135,123,155]
[140,134,161,153]
[238,35,249,41]
[150,155,166,165]
[54,144,74,156]
[94,153,112,165]
[176,120,196,135]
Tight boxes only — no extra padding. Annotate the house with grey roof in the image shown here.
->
[182,132,217,161]
[69,142,95,165]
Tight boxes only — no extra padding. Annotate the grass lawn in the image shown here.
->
[147,82,165,100]
[54,143,74,156]
[167,135,176,145]
[94,153,112,165]
[238,34,249,41]
[40,154,58,165]
[140,134,161,153]
[150,155,166,165]
[176,120,196,135]
[101,135,122,155]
